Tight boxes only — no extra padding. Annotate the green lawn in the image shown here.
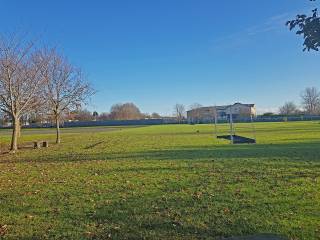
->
[0,122,320,239]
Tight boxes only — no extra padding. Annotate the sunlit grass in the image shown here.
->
[0,121,320,239]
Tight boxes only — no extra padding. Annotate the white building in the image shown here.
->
[187,103,256,123]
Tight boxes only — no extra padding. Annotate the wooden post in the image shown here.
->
[214,107,218,138]
[251,115,257,143]
[229,105,234,144]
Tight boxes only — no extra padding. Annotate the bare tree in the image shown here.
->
[0,35,47,152]
[174,103,185,123]
[279,101,298,115]
[41,49,94,144]
[73,109,94,121]
[301,87,320,115]
[151,112,161,118]
[109,103,143,120]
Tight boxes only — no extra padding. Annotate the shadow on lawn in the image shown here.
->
[85,195,289,240]
[1,141,319,164]
[224,235,287,240]
[131,142,320,162]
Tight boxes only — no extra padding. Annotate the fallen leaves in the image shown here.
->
[0,224,8,236]
[25,214,35,219]
[193,191,203,200]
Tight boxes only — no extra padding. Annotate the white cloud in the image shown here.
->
[211,12,291,51]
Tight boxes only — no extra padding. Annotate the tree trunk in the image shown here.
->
[17,120,21,137]
[10,117,20,152]
[55,114,61,144]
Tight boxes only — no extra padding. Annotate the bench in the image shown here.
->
[34,141,49,149]
[42,141,49,148]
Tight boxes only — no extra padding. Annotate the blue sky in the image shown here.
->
[1,0,319,115]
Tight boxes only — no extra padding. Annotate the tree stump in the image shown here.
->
[34,141,41,149]
[42,141,49,148]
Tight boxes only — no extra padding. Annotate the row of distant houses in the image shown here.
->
[187,102,256,123]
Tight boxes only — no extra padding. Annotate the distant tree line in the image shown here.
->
[74,103,163,121]
[84,103,162,121]
[277,87,320,116]
[1,102,164,124]
[17,102,203,123]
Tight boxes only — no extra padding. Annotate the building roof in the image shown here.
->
[187,103,255,113]
[234,102,255,107]
[187,106,214,113]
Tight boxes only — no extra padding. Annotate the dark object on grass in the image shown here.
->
[84,141,104,150]
[217,135,256,144]
[42,141,49,148]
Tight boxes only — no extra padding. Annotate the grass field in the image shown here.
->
[0,122,320,239]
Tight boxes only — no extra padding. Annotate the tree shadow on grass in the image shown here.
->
[137,141,320,164]
[224,234,287,240]
[82,193,290,240]
[1,141,320,165]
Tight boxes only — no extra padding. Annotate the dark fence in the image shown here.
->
[62,119,183,127]
[11,118,185,129]
[255,115,320,122]
[188,115,320,124]
[1,115,320,129]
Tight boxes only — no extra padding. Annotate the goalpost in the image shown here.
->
[214,105,256,144]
